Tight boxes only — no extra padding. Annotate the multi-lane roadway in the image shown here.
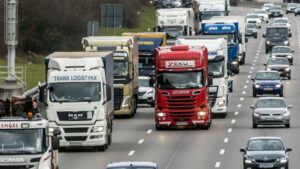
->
[57,5,300,169]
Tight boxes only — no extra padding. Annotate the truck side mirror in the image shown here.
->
[208,72,213,86]
[263,34,266,38]
[106,85,112,101]
[52,136,60,150]
[245,38,248,43]
[39,85,46,103]
[288,33,292,37]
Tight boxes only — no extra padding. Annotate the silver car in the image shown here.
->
[251,97,292,128]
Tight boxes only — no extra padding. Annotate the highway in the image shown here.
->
[57,6,300,169]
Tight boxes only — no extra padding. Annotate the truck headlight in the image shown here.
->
[92,126,104,133]
[122,96,130,107]
[284,41,289,45]
[285,68,290,71]
[266,67,272,71]
[275,84,282,88]
[157,112,166,117]
[197,111,206,116]
[280,157,288,163]
[287,55,292,59]
[146,90,154,94]
[255,84,261,88]
[217,101,225,107]
[266,41,270,45]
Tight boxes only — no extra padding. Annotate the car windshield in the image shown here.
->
[208,59,225,78]
[256,99,286,108]
[139,78,151,87]
[114,59,129,78]
[162,26,184,39]
[157,71,205,89]
[266,28,288,38]
[107,167,156,169]
[139,56,154,69]
[272,47,291,53]
[288,3,296,7]
[247,15,260,18]
[201,11,225,20]
[267,58,289,65]
[49,82,101,102]
[263,4,272,8]
[247,24,256,28]
[274,19,288,23]
[255,10,267,14]
[271,6,281,10]
[247,139,284,151]
[255,72,280,80]
[0,129,46,155]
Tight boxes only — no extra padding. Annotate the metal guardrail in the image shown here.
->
[0,66,26,85]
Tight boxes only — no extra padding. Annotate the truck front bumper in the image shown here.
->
[211,97,227,114]
[49,121,107,147]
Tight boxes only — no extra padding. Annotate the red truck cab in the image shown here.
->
[154,45,211,130]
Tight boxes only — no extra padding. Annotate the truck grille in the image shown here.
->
[114,88,124,110]
[57,111,93,121]
[0,166,34,169]
[248,21,257,24]
[64,127,89,133]
[166,96,196,118]
[65,136,87,141]
[208,86,218,107]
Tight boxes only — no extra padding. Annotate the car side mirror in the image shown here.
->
[286,148,292,152]
[250,105,255,109]
[288,105,293,109]
[263,63,267,66]
[292,50,295,53]
[240,148,246,153]
[289,33,292,37]
[266,20,269,23]
[263,34,266,38]
[251,78,255,81]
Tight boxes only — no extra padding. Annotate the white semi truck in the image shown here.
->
[39,52,114,151]
[155,8,195,45]
[176,35,229,117]
[211,16,247,65]
[0,115,61,169]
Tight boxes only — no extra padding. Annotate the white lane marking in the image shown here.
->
[244,85,248,89]
[231,119,236,124]
[248,75,251,78]
[252,63,256,66]
[246,80,249,83]
[219,149,225,155]
[235,111,239,115]
[224,138,229,143]
[258,50,261,53]
[128,150,135,156]
[147,129,152,134]
[215,162,221,168]
[237,104,242,108]
[228,128,232,133]
[242,91,246,95]
[240,97,244,101]
[249,71,253,74]
[138,139,144,144]
[251,67,254,70]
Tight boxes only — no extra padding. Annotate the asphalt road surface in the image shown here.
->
[57,6,300,169]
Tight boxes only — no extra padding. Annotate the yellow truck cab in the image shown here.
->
[82,36,139,117]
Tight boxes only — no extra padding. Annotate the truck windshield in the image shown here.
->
[157,71,204,89]
[114,60,129,78]
[201,11,225,20]
[208,59,225,78]
[0,129,46,155]
[162,26,184,39]
[266,28,288,38]
[49,82,101,102]
[227,33,237,45]
[139,56,154,69]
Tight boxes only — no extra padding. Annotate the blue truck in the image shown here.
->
[201,21,240,74]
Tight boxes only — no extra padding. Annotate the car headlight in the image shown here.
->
[266,67,272,71]
[287,55,292,59]
[157,112,166,117]
[253,112,260,117]
[217,101,225,107]
[266,41,271,45]
[232,61,238,65]
[275,84,282,88]
[197,111,206,116]
[146,90,154,94]
[271,55,276,58]
[282,111,290,117]
[280,11,284,14]
[245,158,254,164]
[284,41,289,45]
[284,68,290,71]
[122,96,130,107]
[255,84,261,88]
[280,157,288,163]
[92,126,104,133]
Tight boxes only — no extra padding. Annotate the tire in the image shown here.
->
[219,113,227,118]
[279,91,284,97]
[255,35,257,39]
[253,90,257,97]
[203,121,211,130]
[253,123,258,128]
[295,14,297,16]
[229,85,233,92]
[108,130,112,145]
[150,102,155,107]
[285,123,290,128]
[265,48,268,54]
[288,75,291,80]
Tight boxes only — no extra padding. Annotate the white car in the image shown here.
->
[245,14,262,29]
[273,18,291,31]
[138,76,155,107]
[262,3,273,11]
[254,9,269,22]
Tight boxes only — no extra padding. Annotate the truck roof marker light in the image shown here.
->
[28,112,33,119]
[171,45,189,51]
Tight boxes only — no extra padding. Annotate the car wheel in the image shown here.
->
[288,75,291,80]
[265,48,268,54]
[285,124,290,128]
[253,123,258,128]
[253,90,257,97]
[255,35,257,38]
[229,85,233,92]
[279,91,284,97]
[291,60,293,65]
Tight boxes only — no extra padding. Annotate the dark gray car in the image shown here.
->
[246,23,258,38]
[251,97,292,128]
[271,46,294,65]
[264,57,291,79]
[240,137,292,169]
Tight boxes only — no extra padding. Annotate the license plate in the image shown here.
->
[263,88,273,91]
[69,142,82,146]
[138,96,142,99]
[265,117,276,120]
[259,163,273,168]
[176,122,188,126]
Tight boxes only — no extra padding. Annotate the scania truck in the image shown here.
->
[176,35,228,118]
[154,45,212,130]
[155,8,195,45]
[39,52,114,151]
[0,114,61,169]
[82,36,139,117]
[122,32,166,76]
[201,20,240,73]
[211,16,247,65]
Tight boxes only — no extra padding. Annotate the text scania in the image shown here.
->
[54,75,97,81]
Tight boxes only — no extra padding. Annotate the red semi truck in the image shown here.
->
[154,45,212,130]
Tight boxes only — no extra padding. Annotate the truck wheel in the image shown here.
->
[95,144,107,151]
[288,75,291,80]
[229,85,233,92]
[203,121,211,130]
[255,35,257,38]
